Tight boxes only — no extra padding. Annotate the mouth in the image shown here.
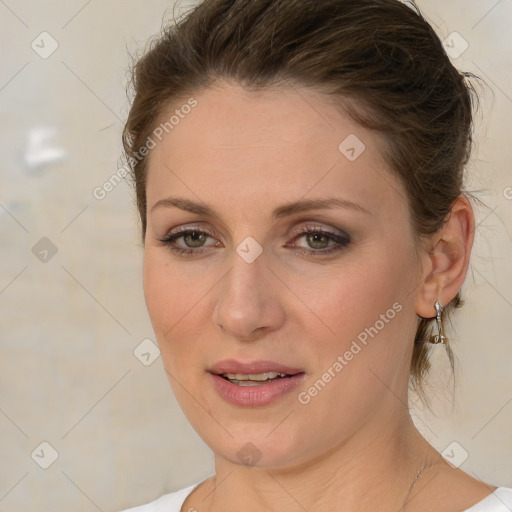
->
[209,359,305,381]
[219,371,298,386]
[208,359,306,406]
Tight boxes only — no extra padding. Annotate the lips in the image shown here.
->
[208,359,306,406]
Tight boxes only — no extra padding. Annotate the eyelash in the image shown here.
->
[156,225,351,257]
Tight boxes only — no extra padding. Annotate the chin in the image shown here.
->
[199,423,311,470]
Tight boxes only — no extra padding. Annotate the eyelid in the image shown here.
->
[162,222,348,242]
[157,222,351,257]
[164,223,218,240]
[288,222,350,241]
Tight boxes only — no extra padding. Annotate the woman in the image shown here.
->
[120,0,512,510]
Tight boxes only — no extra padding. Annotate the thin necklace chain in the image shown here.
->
[401,457,444,510]
[198,457,445,512]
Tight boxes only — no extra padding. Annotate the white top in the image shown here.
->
[121,482,512,512]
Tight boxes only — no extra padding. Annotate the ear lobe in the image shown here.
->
[415,196,475,319]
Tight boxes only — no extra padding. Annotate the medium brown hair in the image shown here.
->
[122,0,480,399]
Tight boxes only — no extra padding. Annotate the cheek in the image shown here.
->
[142,248,215,368]
[143,248,202,322]
[298,242,415,383]
[296,253,409,342]
[289,259,412,436]
[143,251,174,327]
[143,250,190,353]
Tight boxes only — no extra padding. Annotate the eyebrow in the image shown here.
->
[150,196,372,218]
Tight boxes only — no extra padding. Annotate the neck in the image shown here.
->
[201,410,443,512]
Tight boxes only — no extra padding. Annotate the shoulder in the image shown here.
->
[119,482,200,512]
[464,487,512,512]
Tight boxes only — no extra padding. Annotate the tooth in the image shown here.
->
[222,371,283,381]
[237,381,264,386]
[249,372,280,381]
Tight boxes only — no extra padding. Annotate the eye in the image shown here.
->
[156,224,351,257]
[286,225,351,256]
[156,227,220,255]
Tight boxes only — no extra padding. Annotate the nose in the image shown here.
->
[212,246,285,341]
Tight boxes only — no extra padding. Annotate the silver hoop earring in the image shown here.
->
[429,300,448,345]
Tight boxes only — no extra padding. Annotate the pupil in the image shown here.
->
[307,233,328,249]
[184,231,206,247]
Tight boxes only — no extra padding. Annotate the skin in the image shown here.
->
[142,82,493,511]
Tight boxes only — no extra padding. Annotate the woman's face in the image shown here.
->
[143,82,426,469]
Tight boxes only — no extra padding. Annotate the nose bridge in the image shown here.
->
[223,243,267,309]
[225,231,268,292]
[213,239,283,339]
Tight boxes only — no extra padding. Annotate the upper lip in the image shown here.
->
[208,359,304,375]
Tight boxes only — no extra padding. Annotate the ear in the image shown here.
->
[415,196,475,319]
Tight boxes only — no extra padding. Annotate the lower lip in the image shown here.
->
[209,372,306,407]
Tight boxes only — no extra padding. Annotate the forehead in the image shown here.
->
[152,82,371,158]
[145,82,406,223]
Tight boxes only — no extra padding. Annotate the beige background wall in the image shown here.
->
[0,1,511,511]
